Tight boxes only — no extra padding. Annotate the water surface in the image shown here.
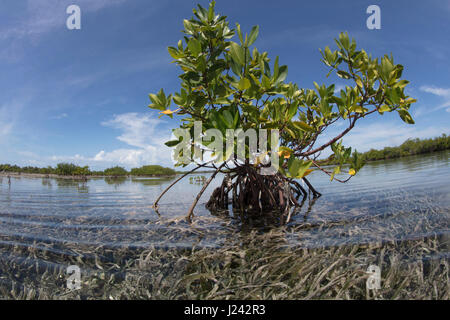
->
[0,151,448,251]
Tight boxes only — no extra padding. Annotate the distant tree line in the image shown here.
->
[318,134,450,165]
[129,165,176,176]
[0,163,176,177]
[1,134,447,176]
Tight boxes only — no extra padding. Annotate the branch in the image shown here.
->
[185,162,227,223]
[153,160,214,212]
[309,159,352,183]
[297,116,358,157]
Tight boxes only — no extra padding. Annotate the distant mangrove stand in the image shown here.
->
[1,134,448,178]
[317,134,449,166]
[0,163,177,178]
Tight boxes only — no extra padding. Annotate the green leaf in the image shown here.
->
[287,101,298,119]
[157,88,168,106]
[337,71,351,79]
[387,87,401,104]
[398,110,415,124]
[236,23,244,45]
[215,97,230,105]
[222,110,234,127]
[323,46,333,64]
[233,107,240,128]
[148,93,165,110]
[285,127,296,139]
[394,80,409,89]
[287,158,300,178]
[320,99,331,116]
[187,38,202,56]
[293,121,314,132]
[350,105,367,114]
[380,57,394,80]
[207,1,215,21]
[183,19,194,34]
[275,65,288,83]
[355,77,363,89]
[330,165,341,181]
[230,59,242,77]
[378,105,390,114]
[149,93,162,105]
[261,75,271,89]
[273,56,279,80]
[288,159,312,178]
[339,32,350,50]
[165,139,181,147]
[167,47,182,59]
[238,78,251,91]
[229,42,245,66]
[247,25,259,46]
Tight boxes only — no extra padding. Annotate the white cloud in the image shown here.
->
[0,98,29,144]
[420,86,450,97]
[0,107,13,142]
[412,107,427,118]
[50,154,86,162]
[17,150,39,158]
[50,112,173,169]
[259,25,364,50]
[340,122,448,153]
[334,84,345,94]
[0,0,127,40]
[0,0,132,62]
[420,85,450,112]
[0,1,168,65]
[63,49,169,90]
[101,112,163,149]
[98,112,173,167]
[92,148,158,167]
[50,113,68,120]
[310,120,449,159]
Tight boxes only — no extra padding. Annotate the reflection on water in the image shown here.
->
[0,151,448,251]
[41,178,52,188]
[104,176,128,187]
[54,179,89,193]
[131,176,175,186]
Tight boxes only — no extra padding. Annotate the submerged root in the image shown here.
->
[206,166,321,223]
[153,163,321,223]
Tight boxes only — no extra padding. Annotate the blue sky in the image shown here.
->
[0,0,449,170]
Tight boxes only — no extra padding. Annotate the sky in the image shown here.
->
[0,0,449,170]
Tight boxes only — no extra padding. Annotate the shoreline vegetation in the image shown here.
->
[0,134,448,180]
[0,164,177,179]
[317,134,449,166]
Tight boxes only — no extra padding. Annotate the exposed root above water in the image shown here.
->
[206,165,321,223]
[153,162,321,223]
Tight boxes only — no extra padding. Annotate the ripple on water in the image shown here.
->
[0,151,449,252]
